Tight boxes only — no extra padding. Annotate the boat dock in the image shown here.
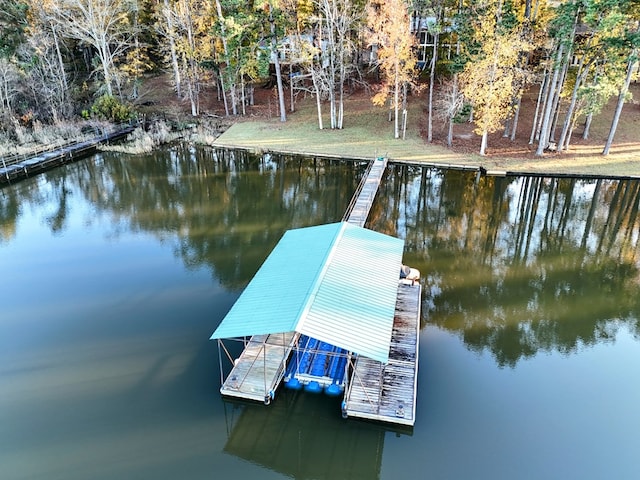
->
[219,332,297,404]
[212,155,422,427]
[342,282,421,426]
[0,125,134,186]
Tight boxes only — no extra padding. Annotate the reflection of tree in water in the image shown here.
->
[57,145,362,289]
[371,165,640,367]
[0,188,21,242]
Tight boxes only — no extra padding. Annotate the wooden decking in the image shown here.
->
[344,157,388,227]
[0,126,134,185]
[220,332,297,403]
[343,282,421,426]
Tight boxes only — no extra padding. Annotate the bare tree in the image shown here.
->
[47,0,132,97]
[0,57,21,114]
[317,0,360,129]
[155,0,182,97]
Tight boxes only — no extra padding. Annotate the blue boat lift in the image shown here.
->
[283,335,349,396]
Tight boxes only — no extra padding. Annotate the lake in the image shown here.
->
[1,145,639,479]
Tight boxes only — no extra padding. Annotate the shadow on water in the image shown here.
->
[369,164,640,367]
[221,389,406,480]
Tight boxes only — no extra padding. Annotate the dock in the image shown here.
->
[344,156,388,227]
[342,282,421,426]
[0,125,134,186]
[212,155,422,427]
[219,332,297,404]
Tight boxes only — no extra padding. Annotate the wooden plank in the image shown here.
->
[221,332,297,403]
[346,158,387,227]
[344,283,421,426]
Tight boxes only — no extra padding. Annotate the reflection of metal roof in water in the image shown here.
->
[210,222,404,363]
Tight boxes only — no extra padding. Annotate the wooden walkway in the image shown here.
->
[0,126,134,186]
[220,332,297,404]
[343,282,421,426]
[344,157,388,227]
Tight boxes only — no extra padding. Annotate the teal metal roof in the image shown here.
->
[210,222,405,363]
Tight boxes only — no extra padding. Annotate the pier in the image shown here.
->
[344,156,388,227]
[219,333,296,404]
[211,155,422,427]
[0,126,134,186]
[342,282,421,426]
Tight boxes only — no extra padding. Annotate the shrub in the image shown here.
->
[89,95,133,123]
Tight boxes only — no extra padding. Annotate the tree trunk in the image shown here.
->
[447,74,457,148]
[394,63,399,139]
[582,113,593,139]
[311,66,323,129]
[402,82,408,140]
[338,44,345,129]
[530,67,548,144]
[214,0,237,116]
[557,60,587,152]
[163,0,181,97]
[480,129,488,156]
[427,12,440,143]
[510,96,521,141]
[603,55,636,155]
[535,44,563,156]
[270,14,286,123]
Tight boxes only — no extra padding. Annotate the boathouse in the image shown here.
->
[211,220,421,426]
[211,157,421,426]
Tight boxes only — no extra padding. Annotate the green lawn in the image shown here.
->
[214,93,640,178]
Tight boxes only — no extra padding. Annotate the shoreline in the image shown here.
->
[213,139,640,180]
[212,119,640,180]
[212,86,640,179]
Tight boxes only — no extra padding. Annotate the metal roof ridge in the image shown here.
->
[294,221,349,334]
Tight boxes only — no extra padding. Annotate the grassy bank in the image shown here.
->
[213,92,640,178]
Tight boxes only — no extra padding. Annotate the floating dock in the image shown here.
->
[219,332,296,404]
[212,155,422,427]
[342,282,421,426]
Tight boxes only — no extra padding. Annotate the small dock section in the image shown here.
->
[220,332,297,404]
[344,157,388,227]
[343,282,421,426]
[0,126,134,186]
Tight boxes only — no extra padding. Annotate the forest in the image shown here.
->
[0,0,638,156]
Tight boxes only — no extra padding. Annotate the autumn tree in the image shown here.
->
[533,0,580,156]
[120,0,154,99]
[602,10,639,155]
[170,0,213,116]
[367,0,417,139]
[459,0,530,155]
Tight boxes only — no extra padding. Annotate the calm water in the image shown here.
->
[1,146,639,480]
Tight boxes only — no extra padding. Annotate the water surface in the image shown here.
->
[2,147,639,479]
